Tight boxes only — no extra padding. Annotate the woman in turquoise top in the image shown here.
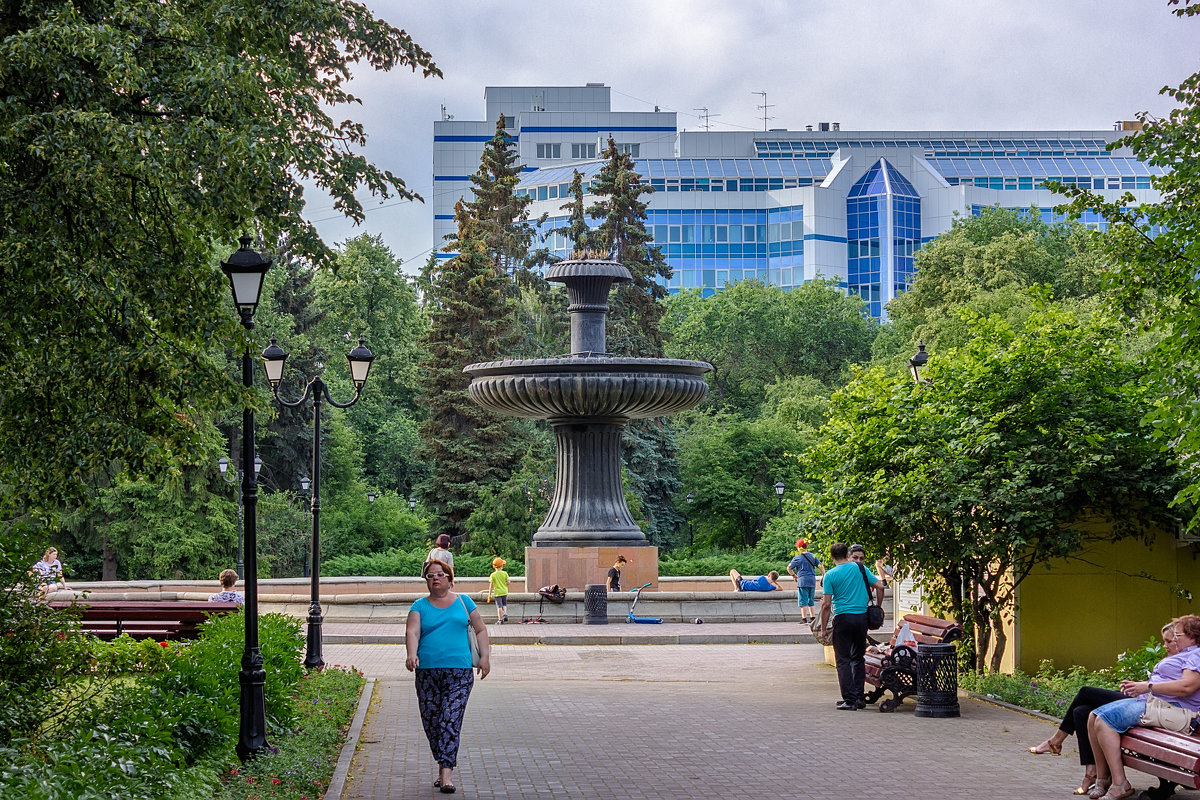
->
[405,558,491,794]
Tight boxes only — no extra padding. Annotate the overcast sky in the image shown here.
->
[304,0,1198,271]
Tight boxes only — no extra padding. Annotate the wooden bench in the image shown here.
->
[1120,725,1200,800]
[863,613,964,712]
[51,600,240,641]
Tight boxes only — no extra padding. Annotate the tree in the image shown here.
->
[664,279,878,416]
[0,2,438,515]
[1054,1,1200,525]
[464,118,534,278]
[804,304,1181,670]
[415,202,525,541]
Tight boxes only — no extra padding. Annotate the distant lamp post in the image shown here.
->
[774,481,786,517]
[262,335,375,670]
[909,342,930,384]
[218,454,262,579]
[685,491,695,547]
[409,497,417,513]
[299,475,311,577]
[367,490,376,505]
[220,235,272,762]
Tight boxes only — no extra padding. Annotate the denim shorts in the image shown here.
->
[797,586,815,607]
[1093,697,1151,733]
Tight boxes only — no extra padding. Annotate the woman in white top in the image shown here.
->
[32,547,68,594]
[426,534,454,571]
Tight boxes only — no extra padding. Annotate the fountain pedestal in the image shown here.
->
[525,546,658,594]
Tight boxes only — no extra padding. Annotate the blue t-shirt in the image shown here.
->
[411,593,477,668]
[740,575,775,592]
[787,553,821,588]
[822,562,879,616]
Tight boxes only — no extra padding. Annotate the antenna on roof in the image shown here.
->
[440,104,453,121]
[753,90,774,132]
[694,107,721,131]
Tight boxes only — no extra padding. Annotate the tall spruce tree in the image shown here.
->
[465,117,534,278]
[415,201,524,541]
[587,139,684,545]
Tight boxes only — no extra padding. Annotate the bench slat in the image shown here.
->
[1121,753,1200,790]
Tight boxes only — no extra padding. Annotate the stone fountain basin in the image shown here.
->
[465,356,712,420]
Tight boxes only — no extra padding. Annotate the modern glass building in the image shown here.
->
[433,85,1163,319]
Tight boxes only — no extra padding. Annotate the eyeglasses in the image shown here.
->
[1175,629,1186,637]
[425,573,447,580]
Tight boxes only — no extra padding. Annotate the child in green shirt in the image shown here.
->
[488,557,510,624]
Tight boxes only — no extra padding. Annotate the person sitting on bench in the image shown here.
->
[729,569,782,592]
[209,569,244,604]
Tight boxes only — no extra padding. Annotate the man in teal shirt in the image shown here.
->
[814,542,883,710]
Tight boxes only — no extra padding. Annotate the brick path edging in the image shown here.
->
[325,678,375,800]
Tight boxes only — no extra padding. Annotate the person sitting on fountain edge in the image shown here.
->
[729,569,783,592]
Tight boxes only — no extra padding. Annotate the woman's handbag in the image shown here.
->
[857,563,885,630]
[1138,695,1199,734]
[459,595,482,668]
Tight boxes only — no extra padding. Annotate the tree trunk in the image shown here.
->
[101,538,117,581]
[989,612,1009,673]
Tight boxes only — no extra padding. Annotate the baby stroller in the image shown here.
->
[521,584,566,624]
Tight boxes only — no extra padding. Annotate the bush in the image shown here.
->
[323,546,524,578]
[659,549,785,578]
[150,608,304,738]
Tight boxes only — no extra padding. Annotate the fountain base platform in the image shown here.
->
[525,546,658,593]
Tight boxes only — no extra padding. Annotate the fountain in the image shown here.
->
[464,257,712,589]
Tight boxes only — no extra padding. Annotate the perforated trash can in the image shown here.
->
[914,642,960,718]
[584,584,608,625]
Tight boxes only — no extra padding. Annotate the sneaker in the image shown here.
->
[835,701,858,711]
[855,700,866,709]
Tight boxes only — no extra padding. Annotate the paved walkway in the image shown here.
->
[323,620,817,645]
[322,642,1146,800]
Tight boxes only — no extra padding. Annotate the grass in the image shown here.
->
[218,666,366,800]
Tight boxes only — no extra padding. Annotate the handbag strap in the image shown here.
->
[458,593,472,627]
[857,562,876,606]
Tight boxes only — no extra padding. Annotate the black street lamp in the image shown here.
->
[408,496,417,513]
[909,342,930,384]
[217,454,262,579]
[367,489,376,505]
[220,235,272,762]
[262,335,375,670]
[774,480,786,517]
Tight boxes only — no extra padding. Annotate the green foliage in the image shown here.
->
[0,0,439,515]
[323,547,524,578]
[805,302,1182,671]
[664,279,877,416]
[959,637,1167,716]
[463,480,536,558]
[151,609,304,737]
[255,491,312,578]
[658,550,784,578]
[416,203,526,541]
[1052,6,1200,527]
[218,667,364,800]
[676,412,810,549]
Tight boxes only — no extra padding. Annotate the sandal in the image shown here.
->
[1087,779,1111,799]
[1072,773,1097,796]
[1098,784,1134,800]
[1028,739,1062,755]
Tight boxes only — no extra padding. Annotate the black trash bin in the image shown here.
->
[914,642,960,718]
[583,584,608,625]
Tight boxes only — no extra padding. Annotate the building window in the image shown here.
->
[617,143,640,157]
[536,143,561,159]
[572,143,596,159]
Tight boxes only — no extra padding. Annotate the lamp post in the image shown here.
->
[909,342,930,384]
[409,496,417,513]
[217,454,262,579]
[685,491,695,547]
[261,336,375,670]
[220,235,272,762]
[367,489,376,505]
[774,480,786,517]
[299,475,311,577]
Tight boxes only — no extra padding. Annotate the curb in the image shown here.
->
[324,677,375,800]
[960,689,1062,723]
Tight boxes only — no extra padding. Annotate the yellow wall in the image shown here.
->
[1015,527,1200,673]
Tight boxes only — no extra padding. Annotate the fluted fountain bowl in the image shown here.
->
[464,356,711,420]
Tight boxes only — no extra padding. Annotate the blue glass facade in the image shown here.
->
[436,87,1165,320]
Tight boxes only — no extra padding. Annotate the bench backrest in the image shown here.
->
[890,613,964,646]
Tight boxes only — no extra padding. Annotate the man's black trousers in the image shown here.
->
[832,611,870,704]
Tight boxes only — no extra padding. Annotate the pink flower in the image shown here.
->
[271,778,282,785]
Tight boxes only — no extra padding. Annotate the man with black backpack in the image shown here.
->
[813,542,884,711]
[786,539,825,626]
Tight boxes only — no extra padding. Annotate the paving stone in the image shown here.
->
[325,642,1139,800]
